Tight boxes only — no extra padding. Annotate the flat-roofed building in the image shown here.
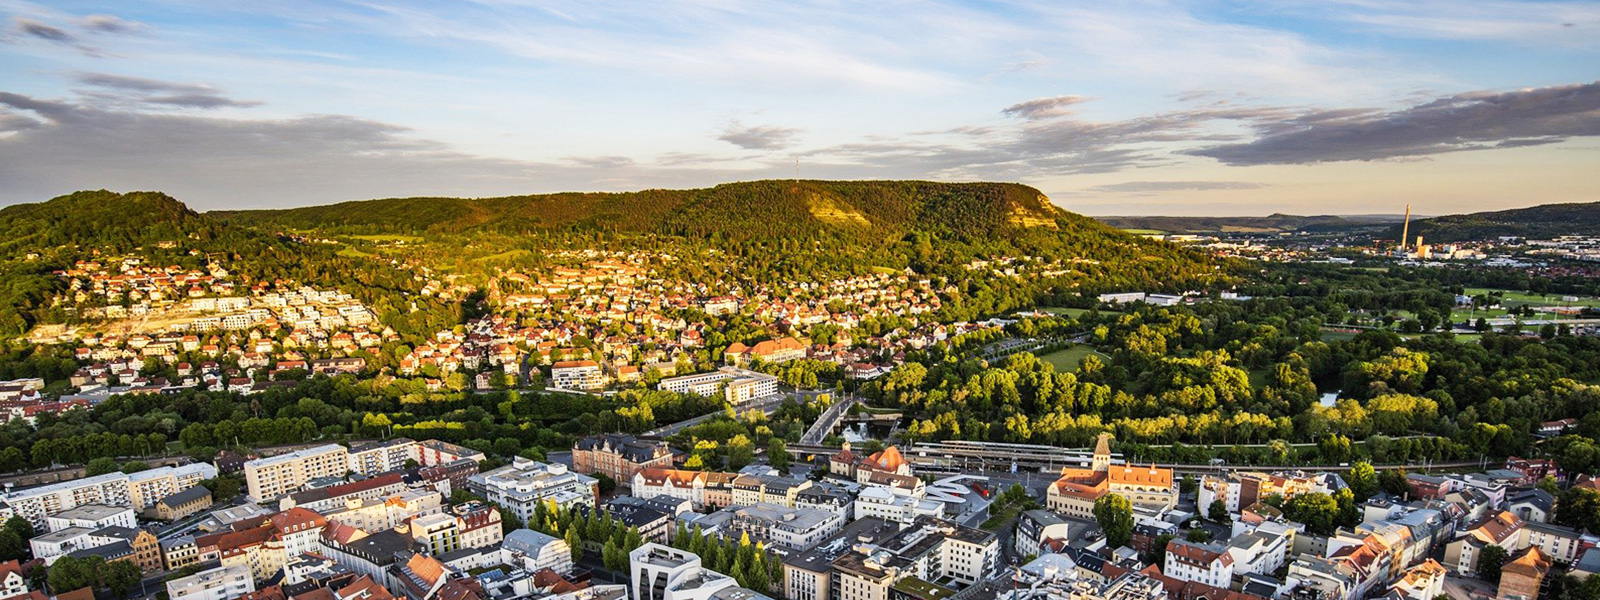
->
[128,463,220,511]
[728,503,844,551]
[411,440,486,467]
[347,438,416,476]
[468,458,597,523]
[45,504,136,532]
[551,360,606,390]
[167,564,255,600]
[659,367,780,405]
[244,444,350,501]
[2,472,134,530]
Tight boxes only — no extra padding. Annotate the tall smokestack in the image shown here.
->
[1400,204,1411,251]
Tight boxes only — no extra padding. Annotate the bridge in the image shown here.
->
[799,394,859,445]
[840,411,902,424]
[790,439,1485,476]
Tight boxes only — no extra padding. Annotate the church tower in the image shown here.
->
[1092,432,1112,473]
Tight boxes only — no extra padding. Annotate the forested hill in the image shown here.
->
[1394,201,1600,242]
[211,180,1073,240]
[0,190,212,259]
[0,190,449,337]
[213,179,1223,316]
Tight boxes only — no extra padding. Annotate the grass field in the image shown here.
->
[473,249,531,262]
[1462,288,1600,307]
[1035,306,1121,318]
[1319,330,1361,342]
[351,234,423,243]
[1119,228,1166,235]
[1039,345,1104,372]
[337,247,375,258]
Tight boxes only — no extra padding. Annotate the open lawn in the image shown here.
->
[473,249,531,262]
[1120,228,1166,235]
[1039,345,1104,372]
[337,247,375,258]
[1463,287,1600,307]
[1318,329,1361,342]
[1036,306,1121,318]
[350,234,424,243]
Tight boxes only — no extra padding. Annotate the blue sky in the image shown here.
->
[1,0,1597,215]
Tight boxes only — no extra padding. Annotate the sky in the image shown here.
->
[1,1,1598,216]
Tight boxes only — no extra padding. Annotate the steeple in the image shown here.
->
[1092,432,1112,473]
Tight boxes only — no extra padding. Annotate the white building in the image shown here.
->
[501,528,574,575]
[852,487,943,525]
[630,543,743,600]
[128,463,219,511]
[1,472,132,530]
[730,503,845,551]
[347,438,416,476]
[1164,539,1234,588]
[166,564,255,600]
[468,458,598,524]
[44,504,136,532]
[243,444,350,501]
[658,367,780,405]
[551,360,606,390]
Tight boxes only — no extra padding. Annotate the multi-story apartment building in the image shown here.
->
[468,458,598,523]
[501,529,573,576]
[321,487,442,532]
[347,438,416,476]
[128,463,220,511]
[282,472,408,513]
[1164,539,1236,589]
[782,518,904,600]
[1,472,133,530]
[826,516,999,600]
[167,564,255,600]
[573,434,674,484]
[658,367,780,405]
[1198,470,1333,515]
[630,543,753,600]
[728,503,845,551]
[453,502,504,550]
[411,440,486,467]
[551,360,606,390]
[45,504,137,532]
[408,512,462,557]
[153,486,215,521]
[243,444,350,501]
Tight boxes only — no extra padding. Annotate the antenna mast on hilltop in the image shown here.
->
[1399,204,1412,251]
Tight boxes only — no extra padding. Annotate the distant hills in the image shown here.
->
[212,180,1072,240]
[0,190,441,337]
[0,181,1224,336]
[1394,202,1600,242]
[0,190,212,259]
[1094,213,1408,235]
